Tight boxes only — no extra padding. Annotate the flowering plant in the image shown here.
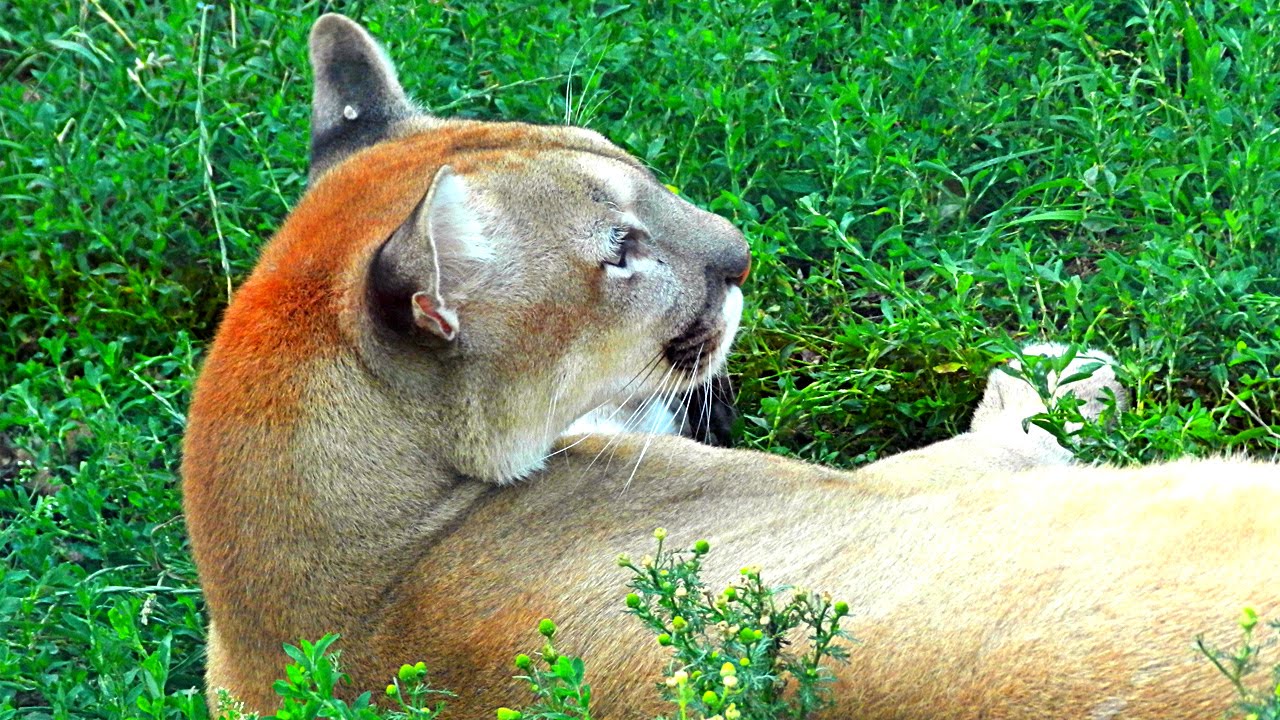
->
[502,530,851,720]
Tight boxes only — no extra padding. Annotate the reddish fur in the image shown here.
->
[185,121,638,472]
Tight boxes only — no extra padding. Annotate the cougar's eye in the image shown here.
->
[604,227,646,270]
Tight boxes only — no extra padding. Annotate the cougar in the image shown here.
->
[182,14,1279,719]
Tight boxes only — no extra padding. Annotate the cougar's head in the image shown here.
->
[307,15,749,480]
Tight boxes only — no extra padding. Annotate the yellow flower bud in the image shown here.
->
[1240,606,1259,631]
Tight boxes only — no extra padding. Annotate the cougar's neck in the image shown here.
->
[354,329,597,485]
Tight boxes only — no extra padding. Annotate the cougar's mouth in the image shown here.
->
[664,318,724,377]
[663,286,743,381]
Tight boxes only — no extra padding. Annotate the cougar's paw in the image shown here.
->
[970,342,1128,434]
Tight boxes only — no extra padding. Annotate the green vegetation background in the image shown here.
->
[2,0,1278,716]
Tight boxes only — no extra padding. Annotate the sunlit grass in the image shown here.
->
[3,1,1278,717]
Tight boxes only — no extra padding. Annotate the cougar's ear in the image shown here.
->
[368,166,492,342]
[309,14,416,183]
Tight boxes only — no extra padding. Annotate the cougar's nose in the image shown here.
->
[707,248,751,288]
[732,254,750,286]
[699,210,751,286]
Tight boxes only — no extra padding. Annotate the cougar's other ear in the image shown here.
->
[308,14,416,182]
[368,166,492,342]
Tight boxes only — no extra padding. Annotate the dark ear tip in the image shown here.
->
[310,14,367,56]
[312,13,358,35]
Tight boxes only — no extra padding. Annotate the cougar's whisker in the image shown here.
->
[623,349,700,494]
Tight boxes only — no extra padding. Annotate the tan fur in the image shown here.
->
[183,14,1279,719]
[374,438,1276,719]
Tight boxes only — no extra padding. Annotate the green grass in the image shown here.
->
[2,0,1279,717]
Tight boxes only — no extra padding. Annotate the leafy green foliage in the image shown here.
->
[996,344,1130,464]
[618,532,849,719]
[1198,611,1280,720]
[205,636,448,720]
[496,532,850,720]
[499,619,594,720]
[3,0,1278,717]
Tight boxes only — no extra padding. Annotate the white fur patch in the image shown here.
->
[564,400,682,437]
[605,252,659,280]
[628,254,659,274]
[604,262,632,280]
[429,172,495,262]
[709,285,744,377]
[575,154,636,207]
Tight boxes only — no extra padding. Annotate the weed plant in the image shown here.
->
[616,531,848,720]
[210,532,852,720]
[1199,611,1280,720]
[3,1,1279,717]
[207,636,448,720]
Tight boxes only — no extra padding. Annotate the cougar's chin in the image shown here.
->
[663,286,743,383]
